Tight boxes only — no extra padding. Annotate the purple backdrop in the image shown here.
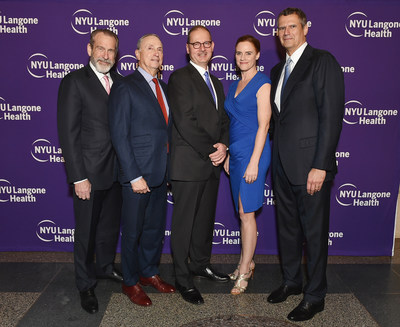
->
[1,0,399,256]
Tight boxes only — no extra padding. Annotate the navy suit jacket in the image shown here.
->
[270,45,345,185]
[108,69,170,188]
[57,64,122,190]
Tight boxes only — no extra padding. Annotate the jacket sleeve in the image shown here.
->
[108,80,142,183]
[312,51,345,171]
[57,74,86,184]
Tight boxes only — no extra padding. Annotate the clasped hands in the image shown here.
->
[209,143,228,167]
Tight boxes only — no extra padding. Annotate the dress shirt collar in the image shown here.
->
[137,66,157,83]
[189,60,210,77]
[286,42,308,67]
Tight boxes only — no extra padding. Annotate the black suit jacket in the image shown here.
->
[270,45,345,185]
[108,69,170,187]
[168,64,229,181]
[57,64,122,190]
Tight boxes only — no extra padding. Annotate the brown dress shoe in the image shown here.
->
[139,275,176,293]
[122,283,152,306]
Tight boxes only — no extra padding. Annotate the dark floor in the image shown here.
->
[1,242,400,327]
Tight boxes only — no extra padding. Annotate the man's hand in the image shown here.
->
[131,178,150,194]
[209,143,228,166]
[307,168,326,195]
[74,180,91,200]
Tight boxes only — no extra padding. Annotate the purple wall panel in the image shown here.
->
[0,0,399,255]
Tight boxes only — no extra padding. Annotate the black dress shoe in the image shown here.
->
[193,266,229,282]
[267,284,302,303]
[288,299,324,321]
[176,282,204,305]
[79,288,98,314]
[98,268,123,282]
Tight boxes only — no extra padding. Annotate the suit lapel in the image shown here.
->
[188,64,217,108]
[271,61,284,116]
[281,45,313,108]
[85,65,109,99]
[132,70,168,124]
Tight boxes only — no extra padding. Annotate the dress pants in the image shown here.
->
[73,182,122,292]
[121,181,167,286]
[274,158,331,303]
[170,177,219,288]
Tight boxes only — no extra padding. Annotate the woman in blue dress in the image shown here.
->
[224,35,272,295]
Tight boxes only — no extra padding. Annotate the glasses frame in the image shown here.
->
[187,41,213,49]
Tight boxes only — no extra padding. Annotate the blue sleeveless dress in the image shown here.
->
[224,72,271,213]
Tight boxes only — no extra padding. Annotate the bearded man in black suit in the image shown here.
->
[57,29,123,314]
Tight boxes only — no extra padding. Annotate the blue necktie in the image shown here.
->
[281,58,292,102]
[204,71,216,104]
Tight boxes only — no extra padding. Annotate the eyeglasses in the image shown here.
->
[188,41,212,49]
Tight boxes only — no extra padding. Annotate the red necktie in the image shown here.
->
[152,78,168,125]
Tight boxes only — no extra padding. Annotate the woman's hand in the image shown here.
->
[243,160,258,183]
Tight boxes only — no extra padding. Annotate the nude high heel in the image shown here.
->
[229,260,255,281]
[230,264,255,295]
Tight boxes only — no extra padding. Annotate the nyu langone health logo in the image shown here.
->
[162,10,221,36]
[0,11,38,34]
[253,10,312,37]
[0,96,42,121]
[36,219,74,243]
[213,222,240,245]
[0,179,46,203]
[344,100,398,126]
[31,139,64,163]
[335,151,351,167]
[335,183,391,207]
[117,54,174,78]
[263,183,275,206]
[210,55,266,81]
[71,9,130,35]
[345,12,400,38]
[253,10,277,37]
[27,53,84,79]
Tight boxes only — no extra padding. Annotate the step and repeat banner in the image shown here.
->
[0,0,399,255]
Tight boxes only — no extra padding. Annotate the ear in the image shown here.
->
[256,52,260,60]
[87,43,92,57]
[303,23,309,37]
[186,43,190,55]
[135,49,140,61]
[210,41,215,53]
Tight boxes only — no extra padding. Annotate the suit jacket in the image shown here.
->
[57,64,122,190]
[270,45,345,185]
[168,64,229,181]
[108,69,170,188]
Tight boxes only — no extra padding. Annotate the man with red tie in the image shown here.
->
[108,34,175,307]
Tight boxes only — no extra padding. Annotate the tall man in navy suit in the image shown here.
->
[267,8,344,321]
[108,34,175,307]
[168,25,230,305]
[57,29,123,314]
